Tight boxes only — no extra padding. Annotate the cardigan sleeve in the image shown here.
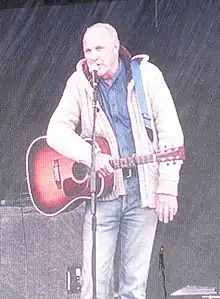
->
[147,64,184,196]
[46,75,98,167]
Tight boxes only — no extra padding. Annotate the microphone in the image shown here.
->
[88,65,98,88]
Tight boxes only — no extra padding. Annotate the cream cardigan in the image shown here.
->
[47,55,184,208]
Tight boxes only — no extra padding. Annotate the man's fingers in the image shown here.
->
[95,153,114,176]
[156,194,178,223]
[97,164,114,177]
[163,203,169,223]
[169,207,174,222]
[156,201,177,223]
[158,212,163,222]
[157,203,164,222]
[97,169,106,178]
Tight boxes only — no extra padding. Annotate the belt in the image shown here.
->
[122,167,138,179]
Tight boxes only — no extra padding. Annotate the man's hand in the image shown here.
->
[95,152,114,177]
[156,194,178,223]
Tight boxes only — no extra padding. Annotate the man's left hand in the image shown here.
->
[155,194,178,223]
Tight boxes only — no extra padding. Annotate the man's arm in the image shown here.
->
[144,63,184,222]
[46,77,93,167]
[151,67,184,196]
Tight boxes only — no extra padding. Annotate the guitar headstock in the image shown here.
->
[156,146,186,163]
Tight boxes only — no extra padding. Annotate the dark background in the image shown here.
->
[1,0,220,298]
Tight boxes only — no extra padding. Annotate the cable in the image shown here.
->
[159,246,167,299]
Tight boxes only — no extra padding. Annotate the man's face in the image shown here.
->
[83,27,119,80]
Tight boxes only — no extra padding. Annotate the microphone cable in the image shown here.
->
[159,246,167,299]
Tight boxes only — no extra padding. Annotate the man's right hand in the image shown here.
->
[95,152,114,177]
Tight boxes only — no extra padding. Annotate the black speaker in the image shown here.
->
[0,202,84,299]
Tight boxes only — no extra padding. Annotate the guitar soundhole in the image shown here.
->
[72,162,88,183]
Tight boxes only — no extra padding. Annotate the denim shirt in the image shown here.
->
[98,60,136,158]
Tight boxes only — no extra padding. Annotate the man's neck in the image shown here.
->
[104,78,113,86]
[103,59,120,86]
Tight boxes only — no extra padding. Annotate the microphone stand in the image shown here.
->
[90,71,99,299]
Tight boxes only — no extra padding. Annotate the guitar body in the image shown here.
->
[26,136,185,216]
[26,136,114,216]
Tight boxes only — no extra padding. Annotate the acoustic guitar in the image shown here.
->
[26,136,185,216]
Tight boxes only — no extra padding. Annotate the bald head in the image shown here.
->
[82,23,120,84]
[83,23,119,44]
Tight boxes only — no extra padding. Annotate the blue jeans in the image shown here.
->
[80,177,158,299]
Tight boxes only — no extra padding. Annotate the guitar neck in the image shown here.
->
[111,154,154,170]
[110,146,185,169]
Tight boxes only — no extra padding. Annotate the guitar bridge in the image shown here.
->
[53,159,62,189]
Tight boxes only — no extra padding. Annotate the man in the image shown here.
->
[47,23,184,299]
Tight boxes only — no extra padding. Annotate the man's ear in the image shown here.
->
[114,39,120,52]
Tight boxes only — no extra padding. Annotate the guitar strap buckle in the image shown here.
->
[126,168,133,179]
[122,168,137,179]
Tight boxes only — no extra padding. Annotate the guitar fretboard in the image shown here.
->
[112,154,154,170]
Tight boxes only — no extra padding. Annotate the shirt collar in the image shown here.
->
[112,58,123,83]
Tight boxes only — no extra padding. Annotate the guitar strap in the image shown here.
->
[131,59,154,142]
